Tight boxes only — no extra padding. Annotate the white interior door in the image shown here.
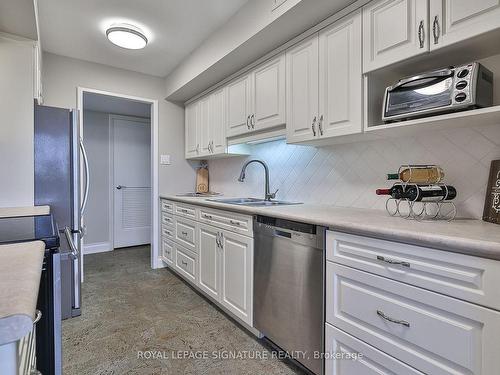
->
[113,116,151,248]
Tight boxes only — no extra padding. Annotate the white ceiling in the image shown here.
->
[0,0,37,39]
[38,0,248,77]
[83,92,151,118]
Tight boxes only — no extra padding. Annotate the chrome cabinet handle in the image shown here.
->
[207,141,211,153]
[181,231,188,236]
[216,233,221,248]
[377,310,410,327]
[181,260,188,266]
[219,232,224,249]
[180,209,188,213]
[229,220,240,226]
[318,115,324,136]
[432,15,440,44]
[311,116,317,136]
[210,141,214,153]
[418,20,425,49]
[196,144,200,153]
[246,115,250,129]
[251,114,255,129]
[203,214,213,219]
[377,255,410,267]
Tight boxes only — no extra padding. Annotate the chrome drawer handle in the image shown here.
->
[418,20,425,48]
[181,260,188,266]
[165,250,171,254]
[203,214,213,219]
[377,310,410,327]
[181,231,188,236]
[180,209,188,213]
[377,255,410,267]
[229,220,240,226]
[165,231,172,236]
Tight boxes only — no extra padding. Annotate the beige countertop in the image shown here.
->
[0,205,50,218]
[162,195,500,261]
[0,241,45,345]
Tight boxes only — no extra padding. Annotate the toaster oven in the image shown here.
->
[382,62,493,122]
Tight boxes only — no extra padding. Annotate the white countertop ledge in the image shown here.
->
[0,241,45,345]
[162,195,500,261]
[0,205,50,218]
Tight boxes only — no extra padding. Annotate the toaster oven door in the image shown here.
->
[384,73,454,120]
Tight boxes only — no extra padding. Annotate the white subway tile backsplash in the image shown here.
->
[208,124,500,219]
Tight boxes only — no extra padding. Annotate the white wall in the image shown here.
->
[0,35,34,207]
[42,52,197,198]
[209,124,500,219]
[83,110,111,246]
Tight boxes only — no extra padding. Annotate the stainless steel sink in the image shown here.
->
[209,198,301,206]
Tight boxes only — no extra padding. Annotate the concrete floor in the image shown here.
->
[62,246,304,374]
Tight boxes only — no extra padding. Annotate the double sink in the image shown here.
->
[209,198,301,207]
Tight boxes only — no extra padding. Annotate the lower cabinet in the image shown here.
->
[325,323,424,375]
[160,199,254,328]
[198,223,253,325]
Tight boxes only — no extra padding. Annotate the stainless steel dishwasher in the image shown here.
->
[254,215,324,375]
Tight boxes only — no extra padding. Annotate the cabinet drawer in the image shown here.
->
[326,231,500,310]
[174,217,198,253]
[326,262,500,375]
[174,202,197,219]
[161,239,174,266]
[161,224,174,240]
[175,245,197,284]
[199,207,253,236]
[161,212,174,227]
[325,324,423,375]
[161,199,174,213]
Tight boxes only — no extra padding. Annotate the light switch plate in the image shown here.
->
[160,154,171,165]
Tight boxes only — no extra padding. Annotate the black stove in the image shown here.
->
[0,214,60,249]
[0,213,61,375]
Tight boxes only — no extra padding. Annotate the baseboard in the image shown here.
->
[83,242,112,255]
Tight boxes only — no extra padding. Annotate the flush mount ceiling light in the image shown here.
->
[106,23,148,50]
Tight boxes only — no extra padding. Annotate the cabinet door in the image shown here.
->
[325,324,424,375]
[219,230,253,325]
[430,0,500,50]
[161,239,175,266]
[198,96,211,156]
[286,34,319,144]
[252,54,286,131]
[185,101,199,159]
[226,74,252,137]
[209,88,226,155]
[318,10,363,139]
[198,224,221,300]
[363,0,429,73]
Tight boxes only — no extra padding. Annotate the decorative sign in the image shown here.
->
[483,160,500,225]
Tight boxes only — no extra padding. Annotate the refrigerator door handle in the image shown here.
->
[80,137,90,216]
[63,226,79,259]
[63,226,81,310]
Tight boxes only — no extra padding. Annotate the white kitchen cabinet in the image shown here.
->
[318,10,363,138]
[209,88,226,154]
[198,223,221,300]
[219,230,253,325]
[286,34,319,143]
[287,11,363,144]
[161,239,175,266]
[362,0,429,73]
[226,73,252,137]
[252,54,286,131]
[198,95,211,155]
[325,324,424,375]
[185,101,199,158]
[429,0,500,50]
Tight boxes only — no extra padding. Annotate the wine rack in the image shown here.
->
[385,165,457,221]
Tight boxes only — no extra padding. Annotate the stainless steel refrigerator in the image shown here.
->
[34,103,89,320]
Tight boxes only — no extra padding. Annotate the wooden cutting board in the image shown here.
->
[196,167,209,193]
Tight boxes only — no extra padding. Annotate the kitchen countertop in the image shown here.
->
[0,205,50,218]
[162,195,500,261]
[0,241,44,345]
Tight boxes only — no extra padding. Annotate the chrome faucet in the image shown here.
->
[238,159,278,201]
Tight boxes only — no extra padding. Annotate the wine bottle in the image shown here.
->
[376,185,405,199]
[405,185,457,202]
[387,166,444,183]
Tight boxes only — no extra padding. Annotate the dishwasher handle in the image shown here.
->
[254,220,324,249]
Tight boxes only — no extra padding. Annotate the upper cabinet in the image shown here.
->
[226,74,252,137]
[185,101,200,159]
[251,55,286,132]
[287,10,363,144]
[429,0,500,50]
[226,53,286,138]
[363,0,428,73]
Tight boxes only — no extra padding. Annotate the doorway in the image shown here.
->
[77,87,160,280]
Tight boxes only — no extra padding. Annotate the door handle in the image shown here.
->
[80,138,90,215]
